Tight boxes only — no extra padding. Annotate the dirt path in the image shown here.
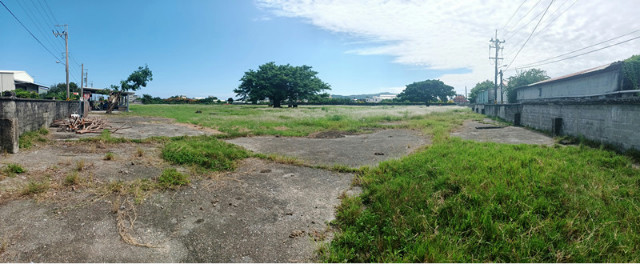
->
[451,119,555,145]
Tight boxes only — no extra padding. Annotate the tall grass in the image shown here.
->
[323,112,640,262]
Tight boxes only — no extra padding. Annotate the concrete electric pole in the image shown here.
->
[53,24,69,100]
[489,30,504,104]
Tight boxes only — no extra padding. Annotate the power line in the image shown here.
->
[41,0,59,25]
[519,29,640,68]
[505,0,554,71]
[504,0,549,43]
[533,0,577,37]
[501,0,528,32]
[503,0,543,38]
[13,0,64,54]
[35,0,57,27]
[0,0,62,61]
[516,35,640,69]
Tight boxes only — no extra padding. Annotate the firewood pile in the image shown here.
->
[51,115,129,134]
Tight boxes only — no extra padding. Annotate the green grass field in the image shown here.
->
[128,104,640,262]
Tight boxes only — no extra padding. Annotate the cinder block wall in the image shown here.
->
[0,98,80,153]
[521,103,640,150]
[477,102,640,151]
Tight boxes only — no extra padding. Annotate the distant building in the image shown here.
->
[0,71,49,94]
[366,94,397,103]
[515,62,626,103]
[453,95,468,104]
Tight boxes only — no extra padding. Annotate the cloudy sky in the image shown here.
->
[1,0,639,98]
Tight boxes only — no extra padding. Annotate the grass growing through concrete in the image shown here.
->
[18,127,49,149]
[162,135,250,171]
[158,168,190,189]
[3,163,26,177]
[322,111,640,262]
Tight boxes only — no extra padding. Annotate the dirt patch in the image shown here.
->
[0,142,169,201]
[307,130,355,139]
[451,119,555,145]
[227,129,430,168]
[0,158,357,262]
[50,113,219,141]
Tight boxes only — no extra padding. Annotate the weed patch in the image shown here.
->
[158,168,189,189]
[162,135,249,171]
[23,180,49,195]
[18,127,49,149]
[3,163,26,177]
[104,152,115,160]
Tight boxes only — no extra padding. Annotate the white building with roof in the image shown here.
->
[0,70,49,94]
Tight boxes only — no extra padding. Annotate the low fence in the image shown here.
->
[0,98,80,153]
[473,99,640,151]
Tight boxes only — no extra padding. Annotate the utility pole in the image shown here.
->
[80,64,83,94]
[489,29,504,104]
[499,70,504,103]
[53,24,69,100]
[84,69,88,88]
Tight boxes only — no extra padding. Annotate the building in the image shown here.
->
[0,71,49,94]
[515,62,626,103]
[366,94,397,103]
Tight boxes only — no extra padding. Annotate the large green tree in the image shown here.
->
[397,80,455,105]
[468,80,494,103]
[506,68,549,103]
[235,62,330,108]
[44,82,79,100]
[107,65,153,113]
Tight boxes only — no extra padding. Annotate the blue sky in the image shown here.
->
[2,0,639,99]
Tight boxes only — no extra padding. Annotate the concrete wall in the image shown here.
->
[519,103,640,150]
[517,69,621,101]
[0,98,80,153]
[478,101,640,151]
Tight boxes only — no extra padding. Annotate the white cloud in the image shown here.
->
[257,0,640,94]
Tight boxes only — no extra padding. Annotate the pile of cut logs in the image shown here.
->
[51,115,129,134]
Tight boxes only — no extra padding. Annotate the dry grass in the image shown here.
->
[115,196,160,248]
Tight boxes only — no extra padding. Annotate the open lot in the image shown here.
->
[1,105,639,262]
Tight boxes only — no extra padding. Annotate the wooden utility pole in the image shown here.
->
[80,64,83,95]
[489,30,504,104]
[53,24,69,100]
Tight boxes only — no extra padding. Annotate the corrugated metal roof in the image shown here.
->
[516,61,622,89]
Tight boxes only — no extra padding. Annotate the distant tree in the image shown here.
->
[468,80,494,103]
[107,65,153,113]
[397,80,455,105]
[227,97,234,104]
[141,94,163,104]
[235,62,331,108]
[44,82,80,100]
[506,68,549,103]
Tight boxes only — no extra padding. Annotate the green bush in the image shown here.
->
[14,89,38,99]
